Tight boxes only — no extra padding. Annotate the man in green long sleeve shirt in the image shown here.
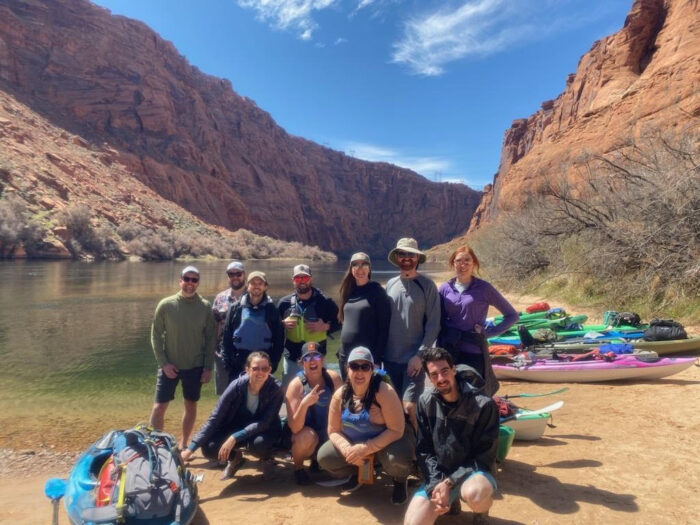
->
[149,265,216,448]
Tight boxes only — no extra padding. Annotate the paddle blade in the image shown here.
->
[44,478,66,500]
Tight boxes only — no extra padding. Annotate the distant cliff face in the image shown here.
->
[468,0,699,231]
[0,0,481,256]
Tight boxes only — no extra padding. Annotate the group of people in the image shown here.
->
[149,238,518,523]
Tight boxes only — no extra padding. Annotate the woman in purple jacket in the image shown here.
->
[437,245,518,396]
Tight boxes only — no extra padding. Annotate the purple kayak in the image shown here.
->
[493,355,696,383]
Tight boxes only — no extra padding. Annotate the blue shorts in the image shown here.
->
[414,471,497,505]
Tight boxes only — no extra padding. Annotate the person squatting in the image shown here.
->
[151,239,518,523]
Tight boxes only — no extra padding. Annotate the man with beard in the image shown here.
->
[404,347,498,524]
[149,266,216,449]
[212,261,246,394]
[278,264,340,387]
[221,271,284,384]
[384,238,441,430]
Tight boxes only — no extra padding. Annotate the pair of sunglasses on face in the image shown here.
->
[302,353,322,363]
[348,362,372,372]
[227,271,243,278]
[294,275,311,283]
[249,365,270,373]
[182,276,199,283]
[395,250,417,258]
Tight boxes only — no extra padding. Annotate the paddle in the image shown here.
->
[504,387,569,399]
[500,401,564,423]
[44,478,67,525]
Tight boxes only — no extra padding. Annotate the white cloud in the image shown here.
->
[334,37,348,45]
[344,141,451,175]
[391,0,569,76]
[237,0,338,40]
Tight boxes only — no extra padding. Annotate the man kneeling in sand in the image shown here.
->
[404,347,499,524]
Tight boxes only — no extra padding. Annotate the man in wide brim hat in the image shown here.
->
[388,237,427,266]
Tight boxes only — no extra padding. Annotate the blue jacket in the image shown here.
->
[189,375,283,450]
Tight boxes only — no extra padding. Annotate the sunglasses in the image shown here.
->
[396,250,417,258]
[351,262,370,268]
[227,271,243,277]
[348,362,372,372]
[249,365,270,373]
[182,276,199,283]
[293,275,311,283]
[302,353,323,363]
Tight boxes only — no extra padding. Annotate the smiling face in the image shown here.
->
[350,261,370,286]
[247,277,267,302]
[293,274,312,295]
[301,351,323,378]
[395,250,418,272]
[179,272,200,297]
[347,360,373,394]
[227,270,245,291]
[425,360,457,399]
[246,356,271,390]
[453,252,475,281]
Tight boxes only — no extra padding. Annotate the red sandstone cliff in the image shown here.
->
[0,0,481,257]
[468,0,699,232]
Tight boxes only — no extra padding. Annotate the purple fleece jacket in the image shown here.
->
[438,277,518,354]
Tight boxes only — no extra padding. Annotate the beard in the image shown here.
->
[295,283,311,295]
[231,281,245,291]
[398,259,417,272]
[435,381,453,396]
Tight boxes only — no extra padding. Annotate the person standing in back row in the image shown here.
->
[337,252,391,380]
[150,265,216,449]
[222,271,283,383]
[278,264,341,387]
[212,261,246,394]
[384,238,441,430]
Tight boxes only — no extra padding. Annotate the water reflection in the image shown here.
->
[0,259,448,402]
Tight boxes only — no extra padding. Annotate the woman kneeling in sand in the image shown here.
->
[317,346,415,505]
[285,341,343,485]
[181,351,283,481]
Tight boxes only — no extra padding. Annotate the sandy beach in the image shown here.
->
[1,295,698,524]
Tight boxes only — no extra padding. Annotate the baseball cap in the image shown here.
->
[293,264,311,277]
[181,265,200,277]
[347,346,374,364]
[301,341,323,358]
[227,261,245,273]
[350,252,371,264]
[246,271,268,284]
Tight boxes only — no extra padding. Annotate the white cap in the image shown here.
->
[227,261,245,272]
[181,265,200,276]
[293,264,311,277]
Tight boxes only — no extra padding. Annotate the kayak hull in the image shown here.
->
[493,356,696,383]
[503,412,551,441]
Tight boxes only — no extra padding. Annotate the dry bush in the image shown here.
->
[0,196,49,258]
[477,131,699,307]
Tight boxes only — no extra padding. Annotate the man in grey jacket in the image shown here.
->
[384,238,441,429]
[404,347,498,524]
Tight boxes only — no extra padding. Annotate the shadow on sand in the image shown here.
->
[498,459,637,515]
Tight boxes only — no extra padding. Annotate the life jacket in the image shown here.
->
[284,292,327,344]
[233,295,273,352]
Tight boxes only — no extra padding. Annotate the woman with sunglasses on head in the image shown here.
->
[181,351,283,481]
[317,347,416,505]
[284,342,343,485]
[337,252,392,379]
[438,245,519,396]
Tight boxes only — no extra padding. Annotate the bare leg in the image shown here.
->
[291,427,319,468]
[403,494,440,525]
[461,474,494,514]
[150,402,169,432]
[181,400,197,449]
[404,401,418,431]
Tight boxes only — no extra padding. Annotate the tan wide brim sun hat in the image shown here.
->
[388,237,426,266]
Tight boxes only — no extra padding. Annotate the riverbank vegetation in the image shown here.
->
[471,133,699,323]
[0,199,335,262]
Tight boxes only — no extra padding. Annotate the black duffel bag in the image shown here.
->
[642,319,688,341]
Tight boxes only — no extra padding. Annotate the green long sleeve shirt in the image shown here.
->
[151,292,216,370]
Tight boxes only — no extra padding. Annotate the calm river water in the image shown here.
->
[0,259,448,427]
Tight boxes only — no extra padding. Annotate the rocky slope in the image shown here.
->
[0,0,481,257]
[468,0,699,232]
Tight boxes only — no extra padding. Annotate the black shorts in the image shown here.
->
[154,366,204,403]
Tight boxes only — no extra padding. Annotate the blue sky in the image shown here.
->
[92,0,632,189]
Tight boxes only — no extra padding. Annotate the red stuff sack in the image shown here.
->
[526,302,550,313]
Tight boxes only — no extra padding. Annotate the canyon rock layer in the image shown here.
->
[468,0,699,232]
[0,0,481,257]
